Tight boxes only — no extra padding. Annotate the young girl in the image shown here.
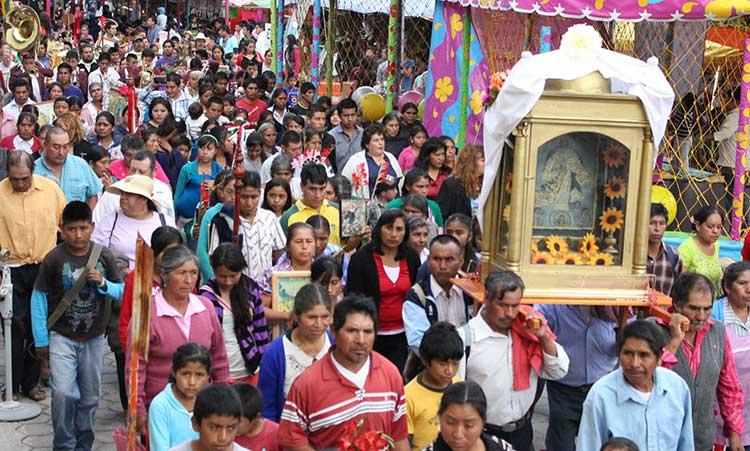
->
[398,124,428,173]
[200,244,271,385]
[306,215,341,258]
[445,213,480,274]
[311,255,344,303]
[262,178,293,218]
[441,135,457,170]
[148,343,211,451]
[174,134,224,222]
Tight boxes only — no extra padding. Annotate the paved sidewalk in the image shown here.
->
[0,334,124,451]
[0,332,550,450]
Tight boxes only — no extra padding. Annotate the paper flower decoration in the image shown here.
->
[557,252,583,265]
[531,251,554,264]
[560,24,603,58]
[579,233,599,256]
[604,176,627,200]
[599,207,624,233]
[545,235,569,256]
[603,146,627,168]
[483,70,508,110]
[588,252,615,266]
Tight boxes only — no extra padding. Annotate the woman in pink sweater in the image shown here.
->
[127,245,229,433]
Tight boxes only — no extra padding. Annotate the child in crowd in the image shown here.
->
[398,124,428,173]
[186,102,207,140]
[168,384,249,451]
[149,343,212,451]
[405,322,463,450]
[174,135,223,221]
[233,383,280,451]
[311,255,344,302]
[262,177,293,218]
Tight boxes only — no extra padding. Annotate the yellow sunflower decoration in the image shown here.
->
[556,252,583,265]
[604,176,626,200]
[579,233,599,256]
[545,235,569,256]
[603,145,627,168]
[531,251,554,264]
[599,207,624,233]
[588,252,614,266]
[531,239,540,254]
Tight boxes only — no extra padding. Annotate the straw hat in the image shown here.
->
[106,175,154,199]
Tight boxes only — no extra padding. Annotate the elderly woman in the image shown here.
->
[713,261,750,450]
[56,111,95,160]
[92,175,176,269]
[126,245,229,433]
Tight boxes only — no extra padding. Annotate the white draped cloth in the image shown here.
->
[479,48,675,230]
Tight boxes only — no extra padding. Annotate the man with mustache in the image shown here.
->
[278,295,410,450]
[660,272,745,451]
[578,320,693,451]
[457,270,569,451]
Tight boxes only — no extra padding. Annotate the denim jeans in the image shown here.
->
[49,332,105,451]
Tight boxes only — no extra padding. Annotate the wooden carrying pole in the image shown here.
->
[127,237,154,450]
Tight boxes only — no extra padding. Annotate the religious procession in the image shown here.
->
[0,0,748,450]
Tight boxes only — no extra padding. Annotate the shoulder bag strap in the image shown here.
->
[108,213,119,248]
[47,243,104,329]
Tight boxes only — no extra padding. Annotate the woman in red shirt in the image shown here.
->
[414,137,452,201]
[0,112,42,154]
[346,209,421,372]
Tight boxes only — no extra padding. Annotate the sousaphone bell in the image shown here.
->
[4,6,40,53]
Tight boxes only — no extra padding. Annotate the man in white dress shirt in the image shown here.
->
[458,270,569,451]
[92,150,174,224]
[1,77,35,138]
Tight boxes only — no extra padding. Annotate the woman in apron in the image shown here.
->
[713,261,750,451]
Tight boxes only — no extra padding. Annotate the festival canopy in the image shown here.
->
[443,0,750,21]
[323,0,434,18]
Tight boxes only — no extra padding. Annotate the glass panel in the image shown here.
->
[530,132,629,266]
[497,142,514,259]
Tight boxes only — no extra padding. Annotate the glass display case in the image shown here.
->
[482,72,655,301]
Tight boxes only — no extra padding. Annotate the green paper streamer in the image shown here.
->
[385,0,400,113]
[458,8,471,149]
[271,0,278,75]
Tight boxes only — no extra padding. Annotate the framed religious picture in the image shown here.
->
[340,198,368,238]
[35,100,55,125]
[271,270,311,336]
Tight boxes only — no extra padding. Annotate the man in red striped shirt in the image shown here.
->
[278,295,410,450]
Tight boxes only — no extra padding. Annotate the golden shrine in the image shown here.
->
[481,72,659,306]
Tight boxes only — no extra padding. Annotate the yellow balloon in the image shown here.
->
[359,93,386,122]
[651,185,677,225]
[418,100,425,120]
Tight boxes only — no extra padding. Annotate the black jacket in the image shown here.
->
[437,177,472,220]
[346,241,421,308]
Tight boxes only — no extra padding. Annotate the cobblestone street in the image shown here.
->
[0,333,550,450]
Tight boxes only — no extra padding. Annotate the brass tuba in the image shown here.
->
[4,6,40,53]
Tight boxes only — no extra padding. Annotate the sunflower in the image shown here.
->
[545,235,569,256]
[588,252,615,266]
[556,252,583,265]
[604,176,627,200]
[603,145,627,168]
[579,233,599,256]
[531,239,540,254]
[531,251,554,265]
[599,207,624,233]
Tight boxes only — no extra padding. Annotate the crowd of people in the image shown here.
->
[0,4,747,451]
